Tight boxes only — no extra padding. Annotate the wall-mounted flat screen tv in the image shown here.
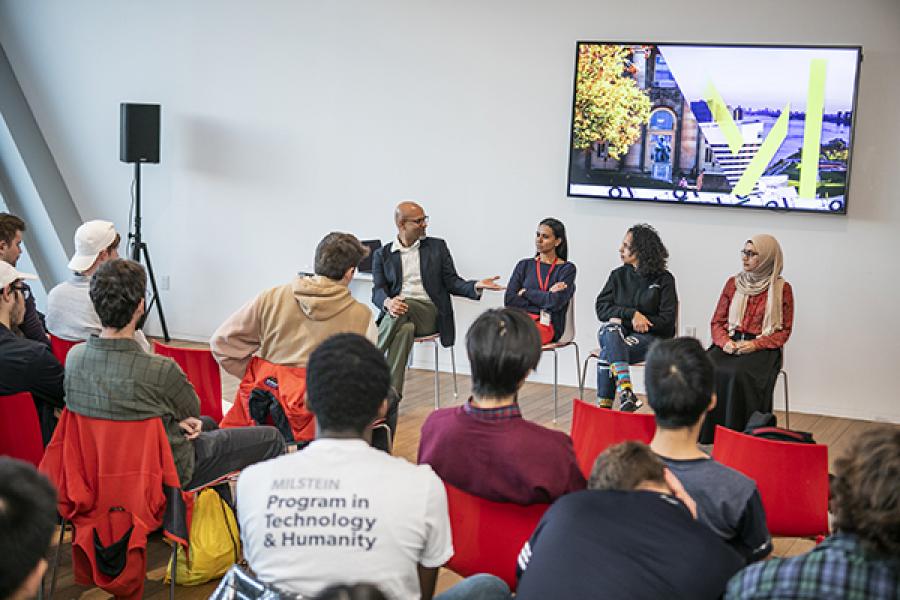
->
[567,42,862,214]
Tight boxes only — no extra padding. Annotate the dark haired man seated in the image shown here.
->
[0,458,58,600]
[727,427,900,599]
[237,333,510,600]
[418,307,585,504]
[646,337,772,563]
[515,441,744,599]
[63,259,283,490]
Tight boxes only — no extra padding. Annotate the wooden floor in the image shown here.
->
[43,365,897,598]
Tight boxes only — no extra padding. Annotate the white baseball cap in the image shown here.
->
[0,261,37,290]
[67,220,118,272]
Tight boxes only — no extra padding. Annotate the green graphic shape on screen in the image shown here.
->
[800,59,827,199]
[703,58,829,199]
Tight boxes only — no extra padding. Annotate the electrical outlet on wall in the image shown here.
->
[684,325,697,338]
[159,275,170,291]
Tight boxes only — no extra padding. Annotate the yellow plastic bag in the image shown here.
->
[165,488,241,586]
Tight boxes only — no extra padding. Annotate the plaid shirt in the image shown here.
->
[726,533,900,599]
[462,398,522,421]
[64,336,200,486]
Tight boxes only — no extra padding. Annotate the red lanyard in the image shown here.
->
[535,257,559,291]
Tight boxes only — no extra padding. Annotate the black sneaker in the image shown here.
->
[617,388,642,412]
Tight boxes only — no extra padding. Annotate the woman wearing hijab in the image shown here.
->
[700,234,794,444]
[504,218,576,345]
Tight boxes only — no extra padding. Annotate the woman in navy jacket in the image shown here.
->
[504,218,576,345]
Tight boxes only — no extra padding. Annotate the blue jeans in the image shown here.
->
[434,574,512,600]
[596,323,656,400]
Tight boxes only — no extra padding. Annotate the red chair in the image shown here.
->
[569,399,656,477]
[444,483,549,591]
[712,425,829,538]
[40,410,191,600]
[49,334,81,365]
[0,392,44,467]
[153,341,224,421]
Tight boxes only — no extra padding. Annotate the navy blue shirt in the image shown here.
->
[504,258,576,342]
[516,489,744,600]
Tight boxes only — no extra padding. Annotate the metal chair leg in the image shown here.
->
[780,369,790,429]
[450,345,458,399]
[552,350,559,423]
[432,339,440,409]
[170,541,177,600]
[48,518,66,598]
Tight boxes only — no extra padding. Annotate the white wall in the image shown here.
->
[1,0,898,423]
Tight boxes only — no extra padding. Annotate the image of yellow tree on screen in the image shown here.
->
[573,44,651,160]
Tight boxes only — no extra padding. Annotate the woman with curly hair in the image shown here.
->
[504,218,576,345]
[594,224,678,411]
[700,234,793,443]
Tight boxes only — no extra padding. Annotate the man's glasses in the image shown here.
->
[740,249,759,258]
[10,282,31,299]
[405,216,429,226]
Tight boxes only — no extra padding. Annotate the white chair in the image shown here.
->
[541,300,580,423]
[414,334,458,409]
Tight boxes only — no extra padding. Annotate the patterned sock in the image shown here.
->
[610,362,633,395]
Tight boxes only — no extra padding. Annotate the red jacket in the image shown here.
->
[40,410,188,599]
[220,357,315,441]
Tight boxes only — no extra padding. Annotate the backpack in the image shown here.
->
[743,411,816,444]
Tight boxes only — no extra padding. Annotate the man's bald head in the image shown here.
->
[394,201,428,246]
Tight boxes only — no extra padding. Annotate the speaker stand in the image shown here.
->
[129,162,170,342]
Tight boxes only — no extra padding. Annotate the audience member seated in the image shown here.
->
[418,307,585,504]
[237,333,510,600]
[46,220,151,352]
[727,426,900,599]
[701,234,793,444]
[594,223,677,411]
[0,262,64,444]
[0,212,48,345]
[372,201,502,410]
[211,232,378,440]
[515,441,744,600]
[0,457,58,600]
[503,218,576,345]
[64,258,283,489]
[647,337,772,563]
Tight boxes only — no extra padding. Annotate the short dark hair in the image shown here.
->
[831,427,900,558]
[314,583,388,600]
[89,258,146,329]
[538,217,568,261]
[0,213,25,245]
[466,308,542,398]
[589,441,666,491]
[314,233,369,280]
[0,458,58,599]
[306,334,391,434]
[645,337,714,429]
[628,223,668,276]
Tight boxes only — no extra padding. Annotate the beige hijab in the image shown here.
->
[728,234,785,337]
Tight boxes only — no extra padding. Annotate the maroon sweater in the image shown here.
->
[417,404,586,505]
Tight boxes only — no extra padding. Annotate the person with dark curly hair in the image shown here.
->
[700,234,793,444]
[594,224,677,411]
[504,218,576,345]
[726,426,900,599]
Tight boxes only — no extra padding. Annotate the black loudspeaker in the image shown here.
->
[119,103,160,163]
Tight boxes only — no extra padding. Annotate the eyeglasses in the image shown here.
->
[740,250,759,258]
[10,282,31,299]
[405,216,429,226]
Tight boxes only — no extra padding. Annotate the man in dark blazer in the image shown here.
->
[372,201,502,405]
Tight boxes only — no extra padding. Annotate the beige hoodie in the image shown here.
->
[210,275,377,378]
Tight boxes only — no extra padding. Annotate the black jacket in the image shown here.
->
[372,237,480,347]
[595,265,678,338]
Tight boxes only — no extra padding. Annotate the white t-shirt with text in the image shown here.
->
[237,438,453,600]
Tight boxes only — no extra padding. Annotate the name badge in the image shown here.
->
[539,310,551,326]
